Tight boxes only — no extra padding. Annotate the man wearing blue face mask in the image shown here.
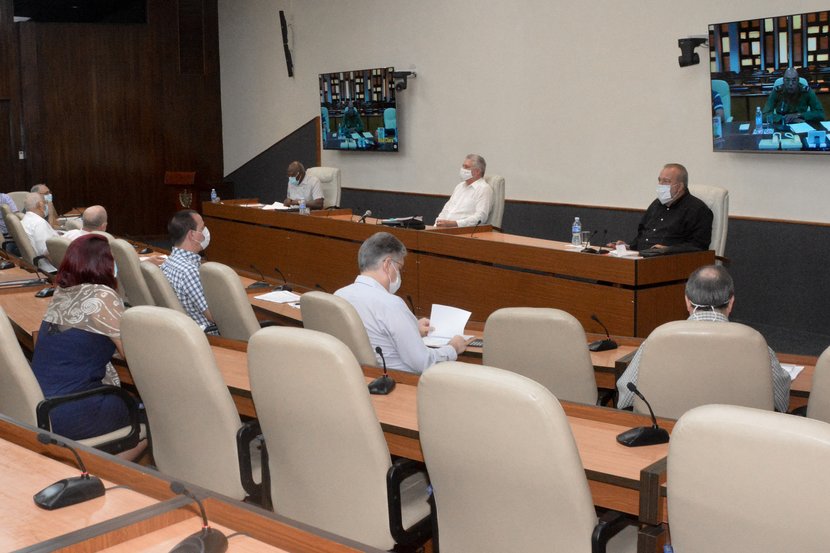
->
[31,183,58,227]
[611,163,712,251]
[283,161,324,209]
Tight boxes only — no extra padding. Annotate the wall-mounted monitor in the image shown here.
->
[319,67,398,153]
[709,9,830,153]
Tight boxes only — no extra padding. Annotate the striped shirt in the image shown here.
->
[161,247,210,329]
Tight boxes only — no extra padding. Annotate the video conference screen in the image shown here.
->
[319,67,398,153]
[709,9,830,153]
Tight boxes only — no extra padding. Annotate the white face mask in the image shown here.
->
[198,226,211,250]
[288,176,299,186]
[656,184,673,205]
[388,261,401,294]
[459,167,473,181]
[44,193,53,203]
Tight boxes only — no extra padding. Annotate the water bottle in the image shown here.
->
[571,217,582,246]
[755,106,762,131]
[663,545,674,553]
[210,188,218,203]
[299,198,307,215]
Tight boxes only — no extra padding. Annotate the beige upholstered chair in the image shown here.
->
[806,346,830,423]
[418,362,637,552]
[689,184,728,257]
[110,238,155,306]
[3,204,53,272]
[484,174,505,228]
[306,166,341,208]
[7,191,28,210]
[668,404,830,551]
[45,236,71,269]
[200,261,262,341]
[300,291,378,366]
[247,326,432,550]
[483,307,598,405]
[0,307,142,454]
[120,306,261,501]
[139,261,185,313]
[634,320,773,419]
[711,79,733,122]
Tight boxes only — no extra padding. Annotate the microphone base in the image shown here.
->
[245,281,271,291]
[34,475,105,510]
[170,528,229,553]
[368,375,396,395]
[580,247,598,254]
[616,426,670,447]
[274,284,293,292]
[589,338,618,352]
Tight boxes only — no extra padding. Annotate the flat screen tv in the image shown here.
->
[709,9,830,153]
[319,67,398,152]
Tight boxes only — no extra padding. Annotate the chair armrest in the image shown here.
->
[203,323,219,334]
[236,419,264,500]
[591,510,635,553]
[386,457,433,546]
[36,385,142,455]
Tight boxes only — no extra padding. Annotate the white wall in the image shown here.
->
[219,0,830,223]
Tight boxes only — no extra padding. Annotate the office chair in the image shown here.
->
[200,261,274,341]
[139,261,186,313]
[45,236,71,269]
[634,320,773,419]
[3,204,52,272]
[668,404,830,551]
[306,166,341,208]
[7,191,27,210]
[0,307,142,454]
[483,307,599,405]
[110,238,155,306]
[248,326,433,550]
[689,184,729,259]
[418,362,637,552]
[121,306,261,501]
[711,80,733,122]
[484,174,505,228]
[300,291,378,366]
[806,345,830,423]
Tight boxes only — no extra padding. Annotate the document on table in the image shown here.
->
[262,201,293,211]
[423,304,473,347]
[789,122,815,134]
[254,290,301,304]
[781,363,805,381]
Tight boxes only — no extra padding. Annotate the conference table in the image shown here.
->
[203,201,714,338]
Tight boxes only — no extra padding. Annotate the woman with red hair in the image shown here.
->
[31,234,144,458]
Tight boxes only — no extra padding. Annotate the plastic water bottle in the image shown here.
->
[299,198,307,215]
[663,545,674,553]
[210,188,218,203]
[755,106,763,131]
[571,217,582,246]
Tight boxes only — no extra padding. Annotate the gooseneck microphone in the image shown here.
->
[588,314,618,352]
[368,346,396,395]
[273,266,292,292]
[34,433,105,510]
[596,229,609,254]
[246,264,271,290]
[315,283,329,293]
[169,481,229,553]
[580,230,599,254]
[357,210,372,223]
[616,383,670,447]
[469,219,483,238]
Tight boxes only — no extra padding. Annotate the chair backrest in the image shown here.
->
[45,236,71,269]
[248,326,395,549]
[306,166,341,208]
[669,404,830,551]
[711,79,732,122]
[7,191,27,210]
[483,307,597,404]
[772,76,810,89]
[383,107,396,129]
[120,306,246,499]
[3,206,39,266]
[418,362,598,552]
[688,184,728,257]
[200,261,261,341]
[635,320,773,419]
[484,174,505,228]
[300,291,378,366]
[139,261,186,313]
[806,345,830,423]
[0,307,44,426]
[321,106,330,133]
[110,239,155,306]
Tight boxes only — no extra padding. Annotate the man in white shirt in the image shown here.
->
[435,153,493,228]
[21,192,58,272]
[283,161,324,209]
[63,205,108,241]
[336,232,469,374]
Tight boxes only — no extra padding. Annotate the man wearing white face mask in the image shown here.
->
[31,183,58,227]
[161,210,215,330]
[283,161,324,209]
[615,265,790,412]
[610,163,712,251]
[435,153,493,228]
[335,232,469,374]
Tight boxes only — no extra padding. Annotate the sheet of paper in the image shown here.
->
[254,290,301,304]
[781,363,805,381]
[425,304,471,343]
[821,121,830,131]
[262,201,289,211]
[788,122,814,134]
[240,203,264,208]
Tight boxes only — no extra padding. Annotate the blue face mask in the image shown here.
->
[288,176,299,186]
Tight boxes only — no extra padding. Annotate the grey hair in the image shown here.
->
[465,154,486,177]
[23,192,42,212]
[685,265,734,310]
[30,184,47,194]
[663,163,688,189]
[358,232,406,272]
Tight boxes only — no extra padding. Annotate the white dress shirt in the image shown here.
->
[62,229,89,241]
[436,178,493,227]
[335,275,458,374]
[286,174,324,203]
[21,211,58,272]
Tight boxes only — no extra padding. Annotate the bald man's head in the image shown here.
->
[82,205,108,231]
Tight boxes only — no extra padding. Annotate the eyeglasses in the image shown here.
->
[388,258,404,273]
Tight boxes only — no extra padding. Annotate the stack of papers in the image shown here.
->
[262,201,289,211]
[781,363,804,381]
[422,304,474,347]
[254,290,301,304]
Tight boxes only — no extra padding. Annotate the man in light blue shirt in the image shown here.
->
[336,232,468,373]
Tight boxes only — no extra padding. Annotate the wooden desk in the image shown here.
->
[203,201,714,337]
[0,285,50,350]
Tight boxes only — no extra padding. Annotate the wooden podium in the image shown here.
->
[164,171,199,213]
